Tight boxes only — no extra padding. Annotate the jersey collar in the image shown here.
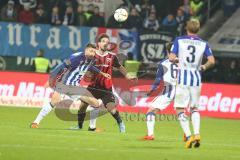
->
[95,50,109,57]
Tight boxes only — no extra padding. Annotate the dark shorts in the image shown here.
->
[87,87,115,106]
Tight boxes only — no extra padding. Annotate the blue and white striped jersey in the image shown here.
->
[150,59,178,98]
[62,52,95,86]
[171,35,213,86]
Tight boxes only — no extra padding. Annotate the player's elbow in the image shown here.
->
[208,56,215,67]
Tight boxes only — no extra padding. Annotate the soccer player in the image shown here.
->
[143,42,178,140]
[76,33,137,133]
[169,19,215,148]
[31,43,110,130]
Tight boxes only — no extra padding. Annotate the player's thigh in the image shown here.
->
[150,95,173,110]
[94,89,115,107]
[104,93,116,111]
[173,85,190,108]
[189,86,201,108]
[51,91,62,105]
[87,87,101,99]
[79,88,100,107]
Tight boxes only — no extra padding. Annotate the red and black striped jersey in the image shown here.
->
[89,50,121,90]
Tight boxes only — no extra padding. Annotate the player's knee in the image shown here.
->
[146,111,156,122]
[106,102,116,111]
[51,92,61,105]
[109,108,117,115]
[49,102,55,108]
[177,112,188,121]
[191,107,199,113]
[50,100,57,106]
[147,108,158,114]
[176,108,185,114]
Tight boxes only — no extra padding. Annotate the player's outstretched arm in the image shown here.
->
[100,72,111,79]
[118,65,138,83]
[89,66,111,79]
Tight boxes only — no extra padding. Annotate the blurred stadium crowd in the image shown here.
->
[0,0,213,34]
[0,0,239,84]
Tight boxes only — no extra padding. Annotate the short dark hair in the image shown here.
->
[97,33,109,42]
[36,49,45,57]
[85,43,96,49]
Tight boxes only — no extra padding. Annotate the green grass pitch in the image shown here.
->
[0,106,240,160]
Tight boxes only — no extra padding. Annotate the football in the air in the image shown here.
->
[114,8,128,22]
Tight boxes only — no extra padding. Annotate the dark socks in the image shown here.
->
[78,110,86,129]
[111,111,122,124]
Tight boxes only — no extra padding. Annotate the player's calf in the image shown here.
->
[176,109,193,148]
[145,108,159,137]
[107,104,125,133]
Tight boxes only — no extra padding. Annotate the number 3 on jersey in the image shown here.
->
[186,45,196,63]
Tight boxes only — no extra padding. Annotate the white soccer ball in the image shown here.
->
[114,8,128,22]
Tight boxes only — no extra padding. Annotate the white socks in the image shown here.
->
[191,111,200,135]
[33,102,53,124]
[146,112,155,136]
[178,112,192,137]
[89,107,100,129]
[33,103,101,129]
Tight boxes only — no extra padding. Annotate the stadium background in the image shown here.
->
[0,0,240,160]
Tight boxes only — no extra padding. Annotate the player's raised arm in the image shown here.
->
[113,55,138,82]
[169,38,179,63]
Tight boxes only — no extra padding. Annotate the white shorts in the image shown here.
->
[150,85,176,110]
[173,85,201,108]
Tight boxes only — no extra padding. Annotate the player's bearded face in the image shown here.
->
[98,38,109,51]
